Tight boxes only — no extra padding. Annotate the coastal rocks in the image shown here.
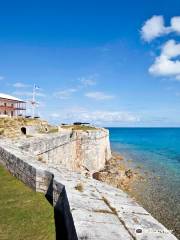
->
[93,153,137,191]
[125,169,133,178]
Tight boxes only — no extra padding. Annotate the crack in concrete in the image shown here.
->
[95,187,137,240]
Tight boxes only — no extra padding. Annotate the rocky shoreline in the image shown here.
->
[92,152,143,192]
[93,151,180,239]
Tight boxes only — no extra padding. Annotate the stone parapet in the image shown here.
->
[0,140,177,240]
[16,129,111,172]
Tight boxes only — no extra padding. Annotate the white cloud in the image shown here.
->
[149,40,180,79]
[50,109,140,124]
[0,76,5,80]
[141,15,180,42]
[13,82,30,88]
[85,91,114,100]
[161,39,180,58]
[79,77,96,86]
[74,111,139,123]
[13,91,46,98]
[171,16,180,33]
[36,92,46,97]
[141,16,168,42]
[54,88,77,99]
[51,113,60,118]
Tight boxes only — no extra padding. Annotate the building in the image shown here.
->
[0,93,26,117]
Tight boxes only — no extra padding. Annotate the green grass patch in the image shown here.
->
[47,127,59,133]
[61,125,97,131]
[0,165,55,240]
[0,128,4,135]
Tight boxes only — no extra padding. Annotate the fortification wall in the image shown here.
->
[0,139,178,240]
[17,129,111,172]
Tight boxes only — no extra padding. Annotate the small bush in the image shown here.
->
[75,183,84,192]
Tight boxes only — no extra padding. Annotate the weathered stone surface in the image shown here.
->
[0,137,178,240]
[16,129,111,172]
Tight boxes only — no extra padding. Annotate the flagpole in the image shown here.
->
[32,84,36,118]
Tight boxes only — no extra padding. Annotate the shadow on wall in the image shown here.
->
[45,175,78,240]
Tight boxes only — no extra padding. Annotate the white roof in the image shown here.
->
[0,93,25,102]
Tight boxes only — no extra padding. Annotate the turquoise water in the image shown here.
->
[108,128,180,238]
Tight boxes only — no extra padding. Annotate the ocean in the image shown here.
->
[108,127,180,239]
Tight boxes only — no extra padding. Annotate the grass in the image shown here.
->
[61,125,97,131]
[0,117,49,138]
[0,165,55,240]
[0,117,43,127]
[47,127,59,133]
[0,128,4,135]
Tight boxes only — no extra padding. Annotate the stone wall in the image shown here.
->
[0,139,178,240]
[0,141,78,239]
[17,128,111,172]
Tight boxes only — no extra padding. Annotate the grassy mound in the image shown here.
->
[0,117,48,138]
[61,124,97,131]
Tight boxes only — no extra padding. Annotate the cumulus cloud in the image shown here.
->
[54,88,77,99]
[161,39,180,57]
[171,16,180,33]
[141,15,180,42]
[141,16,168,42]
[149,40,180,79]
[85,91,114,100]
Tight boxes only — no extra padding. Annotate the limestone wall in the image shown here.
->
[0,141,78,239]
[18,128,111,172]
[0,140,178,240]
[0,142,50,193]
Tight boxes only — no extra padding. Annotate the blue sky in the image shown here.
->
[1,0,180,126]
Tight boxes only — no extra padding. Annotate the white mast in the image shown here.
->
[32,84,36,118]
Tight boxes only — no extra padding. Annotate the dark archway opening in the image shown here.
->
[21,127,26,135]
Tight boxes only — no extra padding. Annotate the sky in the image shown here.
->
[1,0,180,126]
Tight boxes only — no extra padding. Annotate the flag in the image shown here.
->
[34,84,40,90]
